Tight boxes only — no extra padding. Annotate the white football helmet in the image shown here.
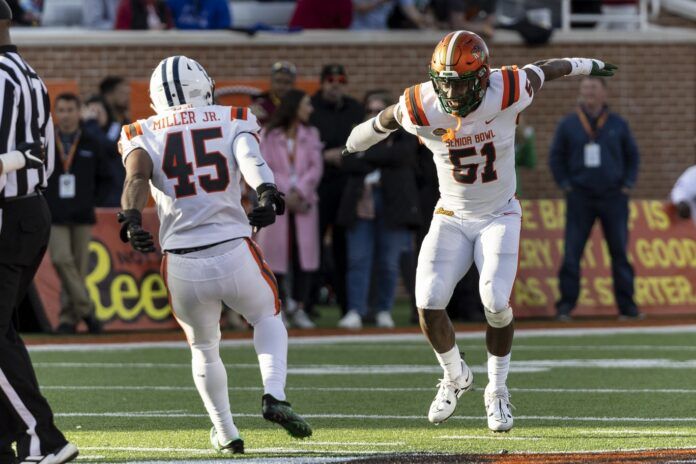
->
[149,56,215,113]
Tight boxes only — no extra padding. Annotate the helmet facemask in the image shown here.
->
[430,65,489,116]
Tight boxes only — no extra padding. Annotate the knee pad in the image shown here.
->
[484,306,513,328]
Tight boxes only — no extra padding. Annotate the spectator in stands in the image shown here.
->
[7,0,40,25]
[550,77,641,321]
[256,89,323,329]
[115,0,173,30]
[45,93,108,335]
[93,77,131,206]
[250,61,297,127]
[84,0,120,29]
[167,0,231,30]
[289,0,352,29]
[429,0,496,37]
[309,64,364,317]
[352,0,432,29]
[337,91,420,329]
[671,165,696,223]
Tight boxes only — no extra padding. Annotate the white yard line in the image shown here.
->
[577,429,695,436]
[56,411,696,422]
[439,435,540,441]
[33,358,696,372]
[41,385,696,394]
[25,325,696,352]
[32,362,544,374]
[79,446,392,455]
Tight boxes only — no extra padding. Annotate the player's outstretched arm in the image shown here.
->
[523,58,618,94]
[344,104,400,155]
[119,148,156,253]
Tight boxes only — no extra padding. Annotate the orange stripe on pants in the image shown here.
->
[244,238,281,314]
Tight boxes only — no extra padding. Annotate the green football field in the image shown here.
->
[25,325,696,463]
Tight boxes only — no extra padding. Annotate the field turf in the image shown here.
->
[25,325,696,463]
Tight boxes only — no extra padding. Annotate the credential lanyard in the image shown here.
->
[56,130,81,173]
[576,107,608,142]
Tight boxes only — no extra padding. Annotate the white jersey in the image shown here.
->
[671,165,696,224]
[397,67,534,217]
[119,105,261,251]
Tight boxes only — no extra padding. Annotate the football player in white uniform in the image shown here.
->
[344,31,616,431]
[117,56,312,454]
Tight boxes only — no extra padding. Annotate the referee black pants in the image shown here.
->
[0,194,67,461]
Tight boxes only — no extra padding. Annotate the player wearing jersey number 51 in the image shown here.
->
[117,55,311,454]
[344,30,617,432]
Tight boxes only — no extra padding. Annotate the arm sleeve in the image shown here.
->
[621,119,640,189]
[548,120,571,189]
[233,132,274,190]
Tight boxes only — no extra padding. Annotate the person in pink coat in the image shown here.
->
[256,89,323,328]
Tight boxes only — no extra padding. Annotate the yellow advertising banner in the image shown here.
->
[515,200,696,317]
[34,202,696,332]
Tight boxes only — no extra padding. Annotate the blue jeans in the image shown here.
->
[346,189,412,317]
[558,189,636,315]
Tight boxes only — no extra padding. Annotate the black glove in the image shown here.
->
[248,183,285,229]
[676,201,691,219]
[117,209,156,253]
[17,141,45,169]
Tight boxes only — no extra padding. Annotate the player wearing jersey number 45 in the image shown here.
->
[117,55,311,454]
[344,31,617,432]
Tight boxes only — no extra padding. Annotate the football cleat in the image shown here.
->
[209,427,244,454]
[485,387,514,432]
[428,361,474,424]
[262,394,313,438]
[19,442,78,464]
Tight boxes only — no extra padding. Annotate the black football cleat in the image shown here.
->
[262,394,313,438]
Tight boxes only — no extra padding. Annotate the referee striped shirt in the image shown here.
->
[0,44,54,200]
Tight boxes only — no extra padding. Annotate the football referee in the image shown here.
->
[0,3,78,463]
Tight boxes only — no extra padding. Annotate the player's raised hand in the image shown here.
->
[590,61,618,77]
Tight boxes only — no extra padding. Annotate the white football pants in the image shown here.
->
[415,199,521,314]
[161,238,287,442]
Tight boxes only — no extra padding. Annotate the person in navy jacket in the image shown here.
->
[549,76,641,320]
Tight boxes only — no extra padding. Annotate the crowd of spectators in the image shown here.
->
[7,0,498,33]
[6,1,652,37]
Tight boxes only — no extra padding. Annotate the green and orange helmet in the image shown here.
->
[429,31,490,116]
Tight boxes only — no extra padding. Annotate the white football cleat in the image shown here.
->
[427,362,473,424]
[485,387,514,432]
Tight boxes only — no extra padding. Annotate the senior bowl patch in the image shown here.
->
[432,128,448,137]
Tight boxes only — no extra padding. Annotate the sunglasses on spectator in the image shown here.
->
[325,75,347,84]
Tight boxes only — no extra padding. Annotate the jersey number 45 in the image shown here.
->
[163,127,231,198]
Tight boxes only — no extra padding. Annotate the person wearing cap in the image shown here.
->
[250,61,297,127]
[309,64,364,316]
